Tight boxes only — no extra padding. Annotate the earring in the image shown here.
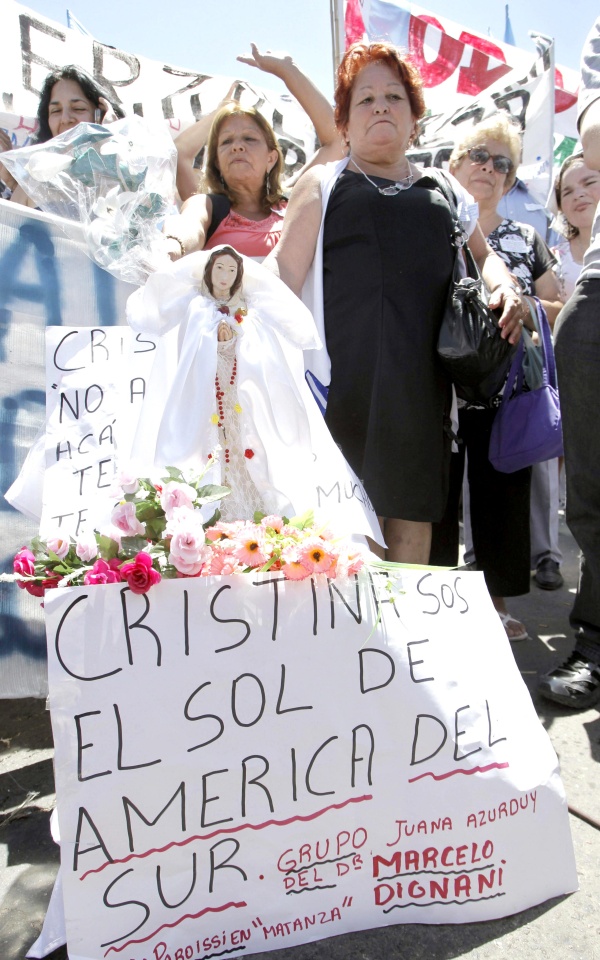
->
[266,170,271,194]
[219,173,226,188]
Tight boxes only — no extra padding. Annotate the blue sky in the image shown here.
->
[21,0,596,100]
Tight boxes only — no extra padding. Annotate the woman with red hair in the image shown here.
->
[266,42,526,564]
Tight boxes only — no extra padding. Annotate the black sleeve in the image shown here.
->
[531,229,557,281]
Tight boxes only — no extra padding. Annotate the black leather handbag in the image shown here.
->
[431,171,517,402]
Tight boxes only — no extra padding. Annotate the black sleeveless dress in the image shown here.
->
[322,170,455,522]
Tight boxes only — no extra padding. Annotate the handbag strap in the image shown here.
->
[502,338,526,398]
[531,298,558,389]
[498,298,557,401]
[421,168,468,253]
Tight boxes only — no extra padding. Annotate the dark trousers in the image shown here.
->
[431,406,531,598]
[554,279,600,661]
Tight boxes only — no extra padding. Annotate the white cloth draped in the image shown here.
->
[126,249,384,543]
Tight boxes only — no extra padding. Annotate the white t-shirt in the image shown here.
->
[552,238,583,300]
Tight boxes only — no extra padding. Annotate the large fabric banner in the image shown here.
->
[408,54,557,204]
[45,570,577,960]
[343,0,579,203]
[0,2,316,176]
[344,0,579,139]
[0,200,132,697]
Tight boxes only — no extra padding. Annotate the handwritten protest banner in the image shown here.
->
[45,570,577,959]
[41,327,157,538]
[1,2,316,178]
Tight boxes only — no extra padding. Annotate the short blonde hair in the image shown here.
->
[449,113,522,189]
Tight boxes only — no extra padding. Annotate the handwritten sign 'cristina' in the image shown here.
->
[45,569,577,959]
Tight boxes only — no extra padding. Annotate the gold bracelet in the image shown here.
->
[165,235,186,256]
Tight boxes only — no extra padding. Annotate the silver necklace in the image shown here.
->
[350,156,413,195]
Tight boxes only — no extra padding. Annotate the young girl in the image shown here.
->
[552,154,600,300]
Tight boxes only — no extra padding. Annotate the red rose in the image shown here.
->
[25,571,61,597]
[41,573,61,592]
[23,580,45,597]
[120,552,161,595]
[244,449,254,459]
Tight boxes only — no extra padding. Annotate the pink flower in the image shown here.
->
[165,505,204,536]
[202,551,244,576]
[114,469,139,495]
[120,552,161,594]
[298,537,335,575]
[160,481,196,518]
[345,553,365,575]
[111,501,145,537]
[260,515,283,533]
[169,529,209,576]
[231,525,269,567]
[84,558,123,586]
[46,534,70,560]
[75,534,98,563]
[280,524,301,538]
[14,550,55,595]
[334,549,366,579]
[205,519,244,542]
[14,547,36,580]
[281,559,312,581]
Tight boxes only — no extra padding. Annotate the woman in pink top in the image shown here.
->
[203,189,285,259]
[163,46,341,262]
[163,102,287,261]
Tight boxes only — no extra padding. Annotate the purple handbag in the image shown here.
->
[488,299,563,473]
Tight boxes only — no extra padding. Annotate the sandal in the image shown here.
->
[498,611,529,642]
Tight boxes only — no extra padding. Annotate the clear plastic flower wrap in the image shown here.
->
[1,116,176,284]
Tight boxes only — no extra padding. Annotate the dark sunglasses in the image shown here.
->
[464,146,514,175]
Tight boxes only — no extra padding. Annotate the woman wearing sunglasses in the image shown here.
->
[444,114,563,643]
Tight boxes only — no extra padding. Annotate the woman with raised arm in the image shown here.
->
[264,41,526,566]
[164,44,341,261]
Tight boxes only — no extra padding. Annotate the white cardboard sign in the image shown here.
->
[44,569,577,960]
[41,326,157,537]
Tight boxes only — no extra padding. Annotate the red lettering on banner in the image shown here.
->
[408,15,462,88]
[555,68,578,113]
[345,0,366,47]
[457,32,512,96]
[408,16,512,97]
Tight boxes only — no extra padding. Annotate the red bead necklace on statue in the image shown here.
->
[215,304,237,465]
[214,303,246,465]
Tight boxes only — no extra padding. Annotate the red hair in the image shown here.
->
[334,41,425,132]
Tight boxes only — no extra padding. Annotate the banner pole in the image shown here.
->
[529,31,556,190]
[330,0,345,86]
